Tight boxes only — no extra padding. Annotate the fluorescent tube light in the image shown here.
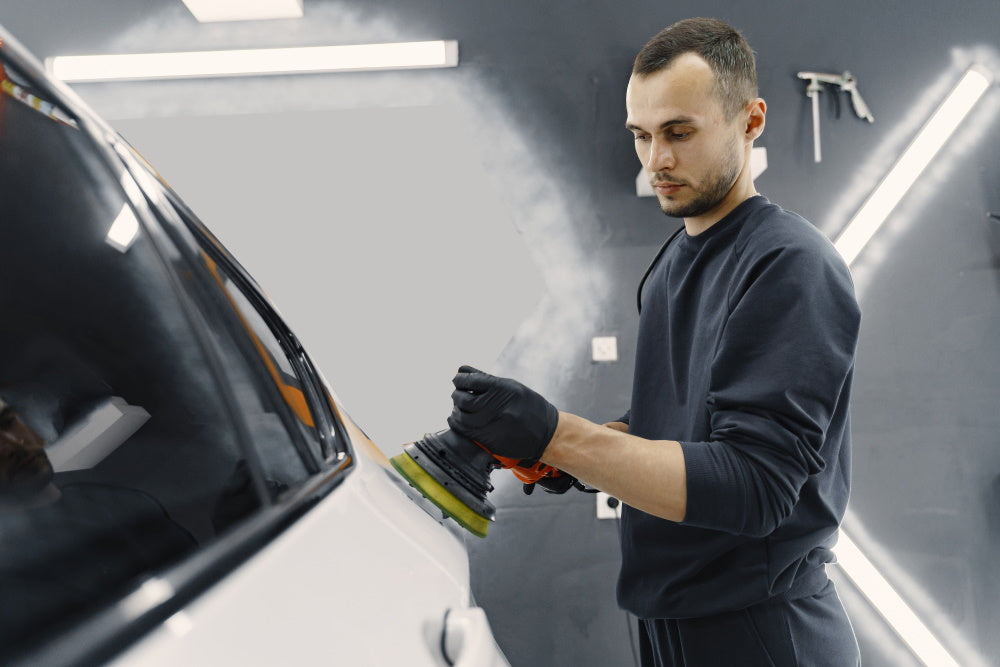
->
[836,531,960,667]
[182,0,303,22]
[835,66,991,264]
[48,41,459,82]
[832,65,993,667]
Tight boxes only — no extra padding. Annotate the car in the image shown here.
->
[0,25,509,667]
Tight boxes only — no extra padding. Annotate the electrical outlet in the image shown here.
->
[591,336,618,362]
[596,492,622,520]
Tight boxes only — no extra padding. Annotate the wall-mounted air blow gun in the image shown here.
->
[797,70,875,163]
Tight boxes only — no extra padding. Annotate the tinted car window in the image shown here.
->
[193,246,326,475]
[156,189,349,467]
[0,58,318,658]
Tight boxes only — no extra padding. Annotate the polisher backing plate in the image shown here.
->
[390,450,491,538]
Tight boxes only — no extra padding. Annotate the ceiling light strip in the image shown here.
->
[834,66,991,264]
[836,531,959,666]
[47,41,459,82]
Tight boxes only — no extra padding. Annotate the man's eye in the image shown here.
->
[670,132,690,140]
[634,134,650,142]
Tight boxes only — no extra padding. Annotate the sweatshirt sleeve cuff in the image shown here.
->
[678,440,730,530]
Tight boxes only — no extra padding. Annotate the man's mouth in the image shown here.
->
[654,181,685,196]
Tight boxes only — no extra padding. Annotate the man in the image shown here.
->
[448,17,861,667]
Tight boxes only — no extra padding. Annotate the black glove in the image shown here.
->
[448,365,559,462]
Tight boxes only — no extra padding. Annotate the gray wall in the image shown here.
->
[3,2,999,665]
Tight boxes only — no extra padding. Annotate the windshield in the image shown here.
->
[0,54,313,659]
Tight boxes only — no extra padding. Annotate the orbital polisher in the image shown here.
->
[390,428,585,538]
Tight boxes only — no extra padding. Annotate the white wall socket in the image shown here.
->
[596,492,622,520]
[591,336,618,362]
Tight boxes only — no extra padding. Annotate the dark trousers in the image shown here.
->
[637,580,860,666]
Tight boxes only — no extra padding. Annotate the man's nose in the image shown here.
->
[647,138,676,172]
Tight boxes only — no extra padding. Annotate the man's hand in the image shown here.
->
[448,365,559,462]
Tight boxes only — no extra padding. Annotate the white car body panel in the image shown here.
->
[112,422,508,666]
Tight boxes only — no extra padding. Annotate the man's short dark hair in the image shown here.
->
[633,17,758,119]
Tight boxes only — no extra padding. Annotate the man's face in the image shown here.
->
[626,53,747,224]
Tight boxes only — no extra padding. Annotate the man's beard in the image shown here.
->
[656,154,741,220]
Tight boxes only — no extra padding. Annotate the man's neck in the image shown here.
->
[683,188,758,236]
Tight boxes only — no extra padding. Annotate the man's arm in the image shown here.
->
[448,368,687,520]
[544,412,687,522]
[602,420,629,433]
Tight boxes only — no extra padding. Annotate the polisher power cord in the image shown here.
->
[608,498,641,667]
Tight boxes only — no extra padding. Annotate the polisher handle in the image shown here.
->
[472,440,577,493]
[486,449,563,484]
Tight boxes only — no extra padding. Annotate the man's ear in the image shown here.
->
[745,98,766,141]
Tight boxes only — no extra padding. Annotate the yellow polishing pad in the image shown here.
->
[390,450,491,538]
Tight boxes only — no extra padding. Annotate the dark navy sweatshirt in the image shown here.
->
[617,196,861,619]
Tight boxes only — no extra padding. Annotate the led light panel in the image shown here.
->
[48,41,459,82]
[833,64,993,667]
[834,66,991,264]
[836,531,960,666]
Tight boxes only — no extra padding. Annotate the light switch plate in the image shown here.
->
[592,336,618,362]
